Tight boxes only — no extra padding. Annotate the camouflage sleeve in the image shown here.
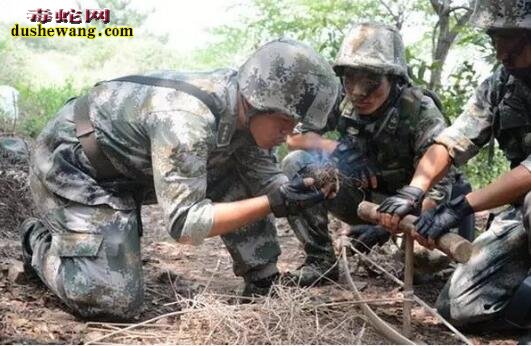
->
[434,74,497,166]
[233,135,288,195]
[150,108,216,246]
[411,95,453,204]
[521,154,531,172]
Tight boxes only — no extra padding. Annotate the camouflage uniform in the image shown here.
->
[435,67,531,326]
[281,23,454,272]
[431,0,531,327]
[282,88,453,265]
[23,39,340,319]
[24,69,281,319]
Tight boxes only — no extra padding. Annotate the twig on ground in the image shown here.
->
[348,243,472,345]
[341,247,416,345]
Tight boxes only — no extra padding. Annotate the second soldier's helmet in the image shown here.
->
[470,0,531,32]
[333,22,409,81]
[238,39,340,131]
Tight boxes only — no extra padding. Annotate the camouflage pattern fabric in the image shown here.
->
[471,0,531,31]
[435,67,531,170]
[436,193,531,326]
[238,39,340,132]
[27,69,286,318]
[333,22,409,79]
[281,87,453,262]
[434,66,531,327]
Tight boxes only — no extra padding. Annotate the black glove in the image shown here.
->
[377,185,425,217]
[329,137,377,188]
[348,225,391,253]
[267,175,325,217]
[415,195,474,240]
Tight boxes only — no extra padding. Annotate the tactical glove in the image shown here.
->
[347,225,391,253]
[267,176,325,217]
[415,195,474,241]
[329,137,377,188]
[377,185,425,217]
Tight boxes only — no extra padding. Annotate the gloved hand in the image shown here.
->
[377,185,425,217]
[267,175,325,217]
[329,137,378,189]
[346,225,391,253]
[377,185,425,233]
[414,195,474,245]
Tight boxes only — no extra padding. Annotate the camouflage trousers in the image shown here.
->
[26,156,284,321]
[436,192,531,328]
[281,150,368,262]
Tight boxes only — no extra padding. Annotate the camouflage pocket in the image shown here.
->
[50,233,103,257]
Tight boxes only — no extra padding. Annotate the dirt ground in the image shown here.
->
[0,159,523,344]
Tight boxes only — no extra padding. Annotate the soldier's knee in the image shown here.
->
[281,150,314,178]
[523,191,531,213]
[61,269,144,321]
[523,191,531,232]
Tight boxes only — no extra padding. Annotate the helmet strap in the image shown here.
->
[236,92,251,129]
[364,81,402,118]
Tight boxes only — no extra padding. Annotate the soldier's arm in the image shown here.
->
[208,197,271,236]
[412,72,500,192]
[409,96,454,204]
[466,163,531,211]
[410,144,453,192]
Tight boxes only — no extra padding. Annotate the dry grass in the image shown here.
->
[84,284,380,345]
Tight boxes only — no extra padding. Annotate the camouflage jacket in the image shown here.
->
[436,67,531,171]
[33,69,281,245]
[337,86,454,201]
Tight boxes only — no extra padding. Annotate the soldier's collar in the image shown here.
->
[216,79,239,147]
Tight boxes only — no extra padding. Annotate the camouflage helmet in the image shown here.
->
[470,0,531,31]
[333,22,409,80]
[238,39,340,131]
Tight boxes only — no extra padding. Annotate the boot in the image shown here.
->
[240,273,281,303]
[287,256,339,287]
[20,218,43,279]
[344,224,391,253]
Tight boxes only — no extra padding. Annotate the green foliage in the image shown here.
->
[15,81,86,137]
[439,61,478,122]
[203,0,404,62]
[463,146,509,189]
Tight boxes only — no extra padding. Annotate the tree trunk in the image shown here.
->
[429,0,472,91]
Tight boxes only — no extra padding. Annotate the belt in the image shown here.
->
[73,95,121,179]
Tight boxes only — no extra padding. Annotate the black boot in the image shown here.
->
[286,257,339,287]
[19,217,47,279]
[240,273,281,303]
[345,224,391,253]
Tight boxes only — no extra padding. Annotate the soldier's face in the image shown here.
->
[490,30,531,68]
[343,71,392,115]
[249,112,296,149]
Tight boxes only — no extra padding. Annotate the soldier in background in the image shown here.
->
[281,22,458,286]
[20,39,340,320]
[377,0,531,331]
